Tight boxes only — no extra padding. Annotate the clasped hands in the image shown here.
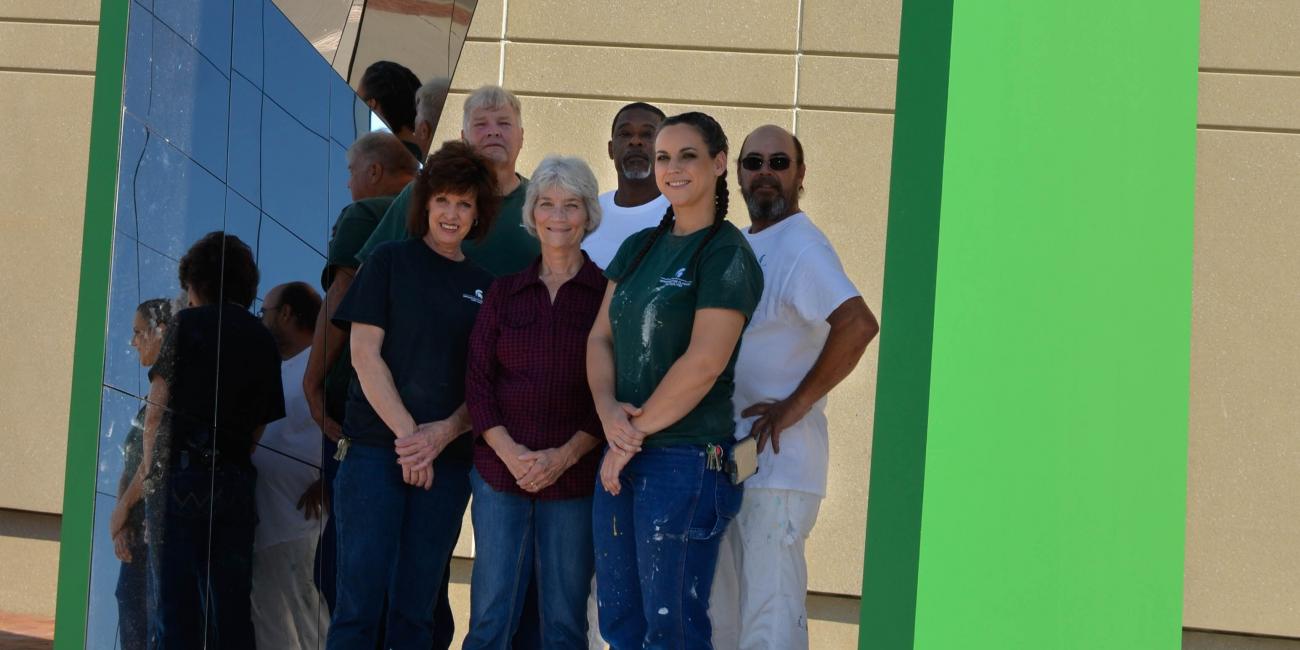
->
[494,437,577,494]
[599,402,645,496]
[395,419,459,489]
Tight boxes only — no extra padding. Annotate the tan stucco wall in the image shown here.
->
[0,4,98,516]
[2,0,1299,643]
[1186,0,1300,638]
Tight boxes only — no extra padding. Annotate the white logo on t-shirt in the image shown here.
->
[658,267,692,288]
[462,289,484,304]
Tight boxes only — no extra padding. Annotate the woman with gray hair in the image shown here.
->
[462,155,607,648]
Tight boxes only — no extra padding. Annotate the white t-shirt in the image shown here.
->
[252,348,323,550]
[734,213,860,497]
[582,191,670,269]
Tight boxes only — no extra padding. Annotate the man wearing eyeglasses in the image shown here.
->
[710,125,880,650]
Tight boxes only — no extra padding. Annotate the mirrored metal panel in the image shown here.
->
[273,0,477,134]
[86,0,395,646]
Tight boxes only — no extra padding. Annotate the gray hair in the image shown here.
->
[347,131,417,174]
[461,85,522,133]
[415,76,450,127]
[522,155,602,239]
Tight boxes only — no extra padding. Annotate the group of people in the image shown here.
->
[107,57,878,650]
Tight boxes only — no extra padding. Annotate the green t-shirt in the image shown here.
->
[603,221,764,447]
[356,175,539,278]
[322,195,394,421]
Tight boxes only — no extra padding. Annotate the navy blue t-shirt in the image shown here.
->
[333,238,493,457]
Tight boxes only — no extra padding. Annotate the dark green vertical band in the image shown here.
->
[858,0,955,647]
[860,1,1196,648]
[53,0,129,647]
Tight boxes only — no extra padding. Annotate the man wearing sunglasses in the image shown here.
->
[711,125,880,650]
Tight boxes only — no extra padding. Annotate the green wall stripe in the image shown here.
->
[858,0,955,646]
[53,0,129,647]
[906,1,1195,648]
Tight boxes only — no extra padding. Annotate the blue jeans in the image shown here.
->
[463,469,593,650]
[327,444,471,650]
[592,445,743,650]
[115,537,149,650]
[148,463,258,650]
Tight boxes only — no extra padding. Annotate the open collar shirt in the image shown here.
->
[465,252,607,499]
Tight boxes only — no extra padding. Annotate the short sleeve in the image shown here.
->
[356,184,413,265]
[603,228,651,282]
[324,202,380,289]
[788,244,861,323]
[695,241,764,321]
[333,242,395,331]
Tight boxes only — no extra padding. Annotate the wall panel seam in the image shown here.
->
[0,17,98,26]
[1198,124,1300,136]
[1200,67,1300,78]
[0,66,95,76]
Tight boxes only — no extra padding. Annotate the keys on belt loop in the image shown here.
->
[334,437,351,461]
[706,444,725,472]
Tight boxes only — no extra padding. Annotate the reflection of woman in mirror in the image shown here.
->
[327,141,498,649]
[110,298,172,650]
[115,232,286,648]
[586,112,764,647]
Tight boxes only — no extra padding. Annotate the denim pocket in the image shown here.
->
[687,475,743,541]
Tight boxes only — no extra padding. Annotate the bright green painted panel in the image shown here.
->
[909,1,1196,648]
[53,1,129,648]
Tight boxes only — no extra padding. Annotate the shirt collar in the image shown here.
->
[513,250,605,295]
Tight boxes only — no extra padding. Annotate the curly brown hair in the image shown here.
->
[178,231,260,308]
[407,140,501,243]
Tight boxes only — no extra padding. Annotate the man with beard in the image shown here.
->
[581,102,669,269]
[710,125,879,650]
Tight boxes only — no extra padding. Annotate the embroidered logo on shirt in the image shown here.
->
[463,289,485,304]
[658,267,692,288]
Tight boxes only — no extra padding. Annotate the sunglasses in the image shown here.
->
[740,154,793,172]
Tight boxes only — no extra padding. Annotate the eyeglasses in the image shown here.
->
[256,304,282,319]
[740,154,793,172]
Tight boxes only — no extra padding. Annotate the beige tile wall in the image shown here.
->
[1186,0,1300,639]
[0,510,61,617]
[432,0,901,598]
[0,8,98,517]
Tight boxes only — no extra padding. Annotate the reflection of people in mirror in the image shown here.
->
[110,298,173,650]
[136,232,285,649]
[250,281,329,649]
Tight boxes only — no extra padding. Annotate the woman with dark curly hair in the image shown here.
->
[327,140,500,649]
[120,232,285,649]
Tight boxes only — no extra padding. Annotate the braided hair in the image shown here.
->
[614,112,730,282]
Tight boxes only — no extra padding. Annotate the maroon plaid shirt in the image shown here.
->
[465,254,607,499]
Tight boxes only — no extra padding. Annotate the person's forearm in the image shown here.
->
[482,425,515,454]
[440,404,471,436]
[587,333,620,414]
[352,342,416,438]
[786,298,879,410]
[631,351,724,434]
[305,273,353,426]
[560,430,602,464]
[123,377,167,511]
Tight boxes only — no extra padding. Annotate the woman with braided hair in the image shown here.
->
[587,112,764,648]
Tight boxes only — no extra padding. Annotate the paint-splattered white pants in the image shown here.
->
[709,488,822,650]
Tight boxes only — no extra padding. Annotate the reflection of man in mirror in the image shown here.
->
[140,232,285,649]
[110,298,173,650]
[356,84,540,279]
[303,130,416,612]
[359,60,424,162]
[411,76,451,163]
[581,102,670,269]
[710,126,879,650]
[250,281,329,649]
